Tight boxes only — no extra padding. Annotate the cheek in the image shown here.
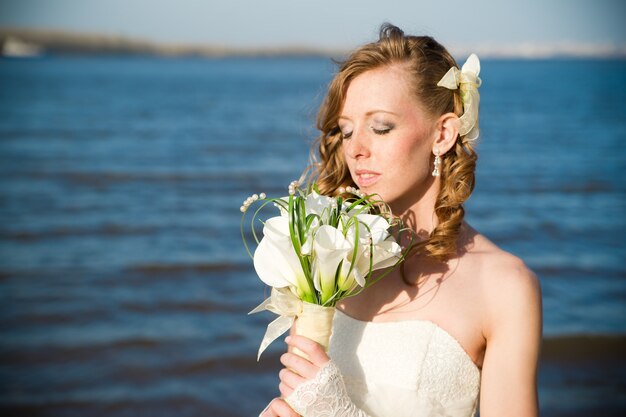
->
[385,139,432,187]
[391,138,427,169]
[341,143,349,164]
[341,144,352,171]
[335,145,352,169]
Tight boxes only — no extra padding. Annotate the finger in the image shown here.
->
[285,335,330,367]
[279,367,306,390]
[270,398,299,417]
[280,351,318,380]
[279,381,293,398]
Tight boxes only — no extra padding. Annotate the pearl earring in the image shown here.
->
[432,149,441,177]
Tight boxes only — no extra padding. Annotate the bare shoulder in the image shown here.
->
[463,223,540,293]
[464,224,543,339]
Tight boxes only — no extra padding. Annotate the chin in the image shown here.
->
[364,186,410,213]
[356,181,399,206]
[364,187,392,203]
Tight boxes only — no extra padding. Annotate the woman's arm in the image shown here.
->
[479,258,543,417]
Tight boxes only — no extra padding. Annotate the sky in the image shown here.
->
[1,0,625,51]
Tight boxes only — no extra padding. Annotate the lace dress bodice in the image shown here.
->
[327,308,482,417]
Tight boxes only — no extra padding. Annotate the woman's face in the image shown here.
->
[339,65,436,212]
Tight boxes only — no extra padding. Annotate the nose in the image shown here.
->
[343,125,371,160]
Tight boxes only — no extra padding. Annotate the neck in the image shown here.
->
[392,179,440,242]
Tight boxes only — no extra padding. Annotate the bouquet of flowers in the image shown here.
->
[242,180,410,361]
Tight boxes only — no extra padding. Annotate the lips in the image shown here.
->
[355,169,381,188]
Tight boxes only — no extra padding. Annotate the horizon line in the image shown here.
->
[2,26,625,59]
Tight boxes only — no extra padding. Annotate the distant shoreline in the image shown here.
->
[0,27,346,59]
[2,27,625,59]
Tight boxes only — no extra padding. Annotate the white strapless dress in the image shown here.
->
[327,308,482,417]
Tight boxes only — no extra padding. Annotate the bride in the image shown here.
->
[260,23,542,417]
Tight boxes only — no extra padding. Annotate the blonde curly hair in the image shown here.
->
[306,23,478,273]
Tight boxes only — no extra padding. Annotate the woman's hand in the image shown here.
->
[279,335,331,397]
[259,335,331,417]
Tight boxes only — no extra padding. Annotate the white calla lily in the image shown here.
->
[354,213,391,243]
[305,191,336,220]
[300,234,313,255]
[337,257,362,291]
[367,239,403,271]
[253,216,312,298]
[355,213,391,231]
[341,214,402,285]
[343,201,370,217]
[359,238,402,273]
[312,225,353,304]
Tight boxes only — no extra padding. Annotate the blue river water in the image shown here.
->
[0,56,624,416]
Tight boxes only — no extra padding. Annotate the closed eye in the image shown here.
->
[372,127,392,135]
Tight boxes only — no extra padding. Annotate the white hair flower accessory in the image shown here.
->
[437,53,482,142]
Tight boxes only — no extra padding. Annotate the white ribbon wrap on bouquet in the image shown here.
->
[292,300,336,362]
[249,287,336,361]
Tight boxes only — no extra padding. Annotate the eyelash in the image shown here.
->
[372,127,391,135]
[340,126,392,139]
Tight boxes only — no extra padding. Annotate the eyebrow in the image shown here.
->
[338,110,399,120]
